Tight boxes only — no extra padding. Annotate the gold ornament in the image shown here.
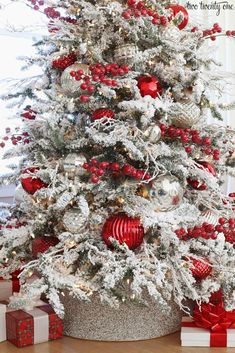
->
[61,63,90,95]
[115,196,125,206]
[170,100,201,128]
[114,44,138,65]
[136,184,150,199]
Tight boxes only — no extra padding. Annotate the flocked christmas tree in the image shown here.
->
[1,0,235,323]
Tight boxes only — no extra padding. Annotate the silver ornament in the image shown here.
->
[170,100,201,128]
[63,153,87,177]
[201,209,219,226]
[63,208,86,233]
[150,175,184,211]
[14,184,31,204]
[114,44,137,65]
[144,124,161,143]
[61,63,90,95]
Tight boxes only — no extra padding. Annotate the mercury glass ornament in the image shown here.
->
[14,184,31,204]
[144,124,161,143]
[150,175,184,211]
[63,153,87,177]
[61,62,90,95]
[63,209,86,233]
[170,101,201,128]
[114,44,137,65]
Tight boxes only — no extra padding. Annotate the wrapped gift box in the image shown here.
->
[181,316,235,347]
[0,301,15,342]
[6,302,63,347]
[0,279,20,301]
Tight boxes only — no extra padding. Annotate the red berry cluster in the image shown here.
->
[21,106,37,120]
[175,217,235,247]
[27,0,44,11]
[191,23,235,41]
[70,63,130,103]
[52,52,77,71]
[160,124,220,160]
[122,0,168,26]
[82,159,151,184]
[0,127,31,149]
[43,7,60,18]
[48,17,77,33]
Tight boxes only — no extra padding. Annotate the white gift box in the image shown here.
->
[181,316,235,347]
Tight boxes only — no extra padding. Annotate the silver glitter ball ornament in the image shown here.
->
[144,124,161,143]
[63,153,87,177]
[150,175,184,211]
[61,63,90,95]
[170,101,201,128]
[63,208,86,233]
[114,44,137,65]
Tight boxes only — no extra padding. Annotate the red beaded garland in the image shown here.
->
[101,213,145,249]
[21,167,48,195]
[137,75,162,98]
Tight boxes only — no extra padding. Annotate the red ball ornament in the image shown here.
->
[137,75,162,99]
[187,161,216,191]
[190,258,212,280]
[91,108,115,121]
[32,236,60,258]
[52,52,77,71]
[166,4,189,30]
[21,167,48,195]
[101,213,144,250]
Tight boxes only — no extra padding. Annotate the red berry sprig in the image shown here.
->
[52,52,77,71]
[160,123,220,160]
[122,0,168,27]
[48,17,77,33]
[82,159,151,184]
[175,217,235,247]
[27,0,44,11]
[192,23,235,41]
[70,63,130,103]
[0,127,31,149]
[21,106,37,120]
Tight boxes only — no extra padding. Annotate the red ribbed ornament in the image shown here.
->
[21,167,48,195]
[187,161,216,191]
[190,258,212,280]
[91,108,115,121]
[137,75,162,99]
[101,213,144,250]
[166,4,189,30]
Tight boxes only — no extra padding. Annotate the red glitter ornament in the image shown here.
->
[52,52,77,71]
[91,108,115,121]
[166,4,189,30]
[101,213,144,250]
[187,161,216,191]
[190,258,212,280]
[32,236,60,258]
[137,75,162,98]
[21,167,48,195]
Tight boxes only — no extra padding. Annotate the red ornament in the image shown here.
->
[91,108,115,121]
[137,75,162,98]
[101,213,144,250]
[166,4,189,30]
[21,167,48,195]
[190,258,212,280]
[187,161,216,191]
[210,289,223,304]
[32,236,60,258]
[21,106,37,120]
[52,52,77,71]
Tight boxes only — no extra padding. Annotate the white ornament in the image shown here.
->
[14,185,31,204]
[61,62,90,95]
[63,153,87,178]
[150,175,184,211]
[144,124,161,143]
[114,44,138,65]
[201,209,219,226]
[170,101,201,128]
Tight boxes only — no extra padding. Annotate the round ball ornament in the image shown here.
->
[101,213,145,250]
[14,184,31,204]
[61,62,90,95]
[114,44,138,65]
[63,153,87,177]
[166,4,189,30]
[144,124,161,143]
[170,101,201,128]
[149,175,184,211]
[21,168,48,195]
[187,161,216,191]
[63,209,86,233]
[190,258,212,280]
[137,75,162,99]
[91,108,115,122]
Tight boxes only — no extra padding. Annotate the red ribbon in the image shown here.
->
[191,302,235,347]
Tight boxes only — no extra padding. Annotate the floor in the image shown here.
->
[0,332,232,353]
